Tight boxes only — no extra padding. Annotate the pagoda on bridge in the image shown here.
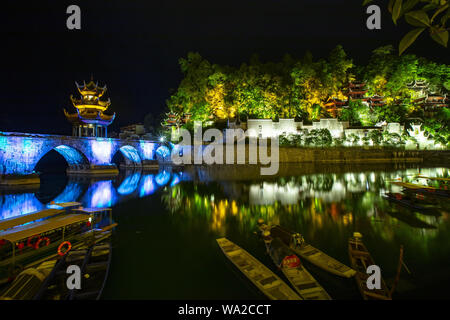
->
[64,78,115,137]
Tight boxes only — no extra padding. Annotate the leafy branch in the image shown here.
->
[363,0,449,54]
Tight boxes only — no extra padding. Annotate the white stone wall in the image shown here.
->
[240,118,406,141]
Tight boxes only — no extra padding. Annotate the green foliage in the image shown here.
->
[348,133,361,146]
[363,0,449,54]
[368,130,384,145]
[166,47,448,137]
[422,107,450,147]
[304,129,333,147]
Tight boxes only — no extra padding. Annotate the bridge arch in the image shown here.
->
[112,145,142,168]
[34,144,90,173]
[155,144,171,162]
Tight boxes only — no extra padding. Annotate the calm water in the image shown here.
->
[1,165,449,299]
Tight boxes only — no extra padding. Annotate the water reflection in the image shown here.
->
[0,169,183,219]
[161,167,450,255]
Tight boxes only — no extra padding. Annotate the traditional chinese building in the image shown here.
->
[367,95,386,108]
[414,93,448,114]
[324,98,348,118]
[407,79,429,96]
[64,79,115,137]
[347,82,368,100]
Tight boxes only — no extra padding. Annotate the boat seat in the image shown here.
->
[296,282,319,291]
[259,276,277,286]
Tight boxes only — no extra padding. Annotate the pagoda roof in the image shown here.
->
[348,82,366,88]
[70,95,111,112]
[75,80,107,98]
[64,108,115,126]
[407,79,429,89]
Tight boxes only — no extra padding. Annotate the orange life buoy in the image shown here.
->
[27,234,40,248]
[34,237,50,250]
[57,241,72,256]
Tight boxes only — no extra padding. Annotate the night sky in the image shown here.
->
[1,0,448,135]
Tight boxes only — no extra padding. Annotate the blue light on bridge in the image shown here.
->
[54,145,87,165]
[140,141,156,160]
[118,171,142,195]
[0,136,45,175]
[91,139,114,165]
[156,145,170,160]
[119,145,141,164]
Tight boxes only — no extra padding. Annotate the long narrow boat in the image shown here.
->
[0,208,116,285]
[391,181,450,198]
[259,223,355,278]
[34,242,112,300]
[265,237,331,300]
[0,241,112,300]
[216,238,301,300]
[348,233,391,300]
[417,175,450,182]
[382,193,441,216]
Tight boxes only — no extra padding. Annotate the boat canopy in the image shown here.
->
[269,238,296,266]
[0,214,90,243]
[270,225,295,246]
[72,208,112,214]
[0,209,65,232]
[47,202,82,209]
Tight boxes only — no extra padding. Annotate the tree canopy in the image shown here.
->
[166,46,449,127]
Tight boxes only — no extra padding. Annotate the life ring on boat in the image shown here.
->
[57,241,72,256]
[27,234,40,248]
[34,237,50,250]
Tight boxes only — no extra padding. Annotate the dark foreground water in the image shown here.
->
[1,165,449,299]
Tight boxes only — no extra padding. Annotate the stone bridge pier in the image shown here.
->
[0,132,168,186]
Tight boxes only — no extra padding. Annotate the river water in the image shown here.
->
[1,164,449,299]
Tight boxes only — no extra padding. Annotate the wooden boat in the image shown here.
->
[0,207,116,285]
[391,181,450,198]
[417,175,450,182]
[258,223,355,278]
[0,208,65,232]
[0,241,112,300]
[348,233,391,300]
[216,238,301,300]
[265,237,331,300]
[34,241,112,300]
[382,193,441,216]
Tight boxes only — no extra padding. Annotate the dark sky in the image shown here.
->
[1,0,448,135]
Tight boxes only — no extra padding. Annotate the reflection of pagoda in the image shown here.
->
[64,79,115,137]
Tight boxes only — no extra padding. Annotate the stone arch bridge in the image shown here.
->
[0,131,169,185]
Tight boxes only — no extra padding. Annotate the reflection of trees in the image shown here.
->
[161,168,449,262]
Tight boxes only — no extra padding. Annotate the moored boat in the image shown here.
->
[257,222,355,278]
[34,241,112,300]
[382,192,442,216]
[0,207,116,285]
[216,237,301,300]
[348,232,391,300]
[264,237,331,300]
[391,181,450,198]
[0,241,112,300]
